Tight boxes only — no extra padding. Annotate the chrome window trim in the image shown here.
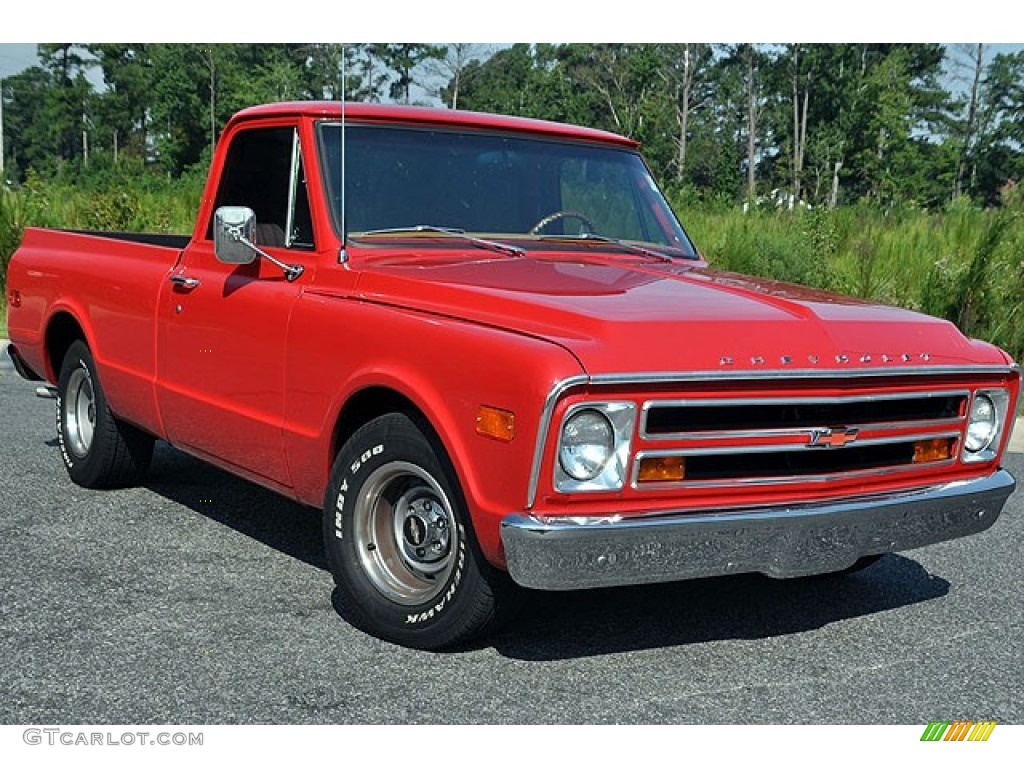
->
[526,365,1019,509]
[285,128,301,248]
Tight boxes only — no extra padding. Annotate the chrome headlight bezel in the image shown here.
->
[554,402,636,493]
[962,388,1010,463]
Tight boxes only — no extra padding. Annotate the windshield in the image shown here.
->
[317,122,696,257]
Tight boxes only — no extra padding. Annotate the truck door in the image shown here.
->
[156,124,317,488]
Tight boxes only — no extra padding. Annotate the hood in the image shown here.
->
[353,248,1006,375]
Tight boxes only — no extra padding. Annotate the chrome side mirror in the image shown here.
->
[212,205,305,282]
[214,206,258,265]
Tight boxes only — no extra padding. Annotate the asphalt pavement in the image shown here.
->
[0,363,1022,724]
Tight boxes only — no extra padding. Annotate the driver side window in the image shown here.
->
[209,126,315,250]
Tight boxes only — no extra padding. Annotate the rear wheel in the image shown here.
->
[323,413,512,649]
[56,340,154,488]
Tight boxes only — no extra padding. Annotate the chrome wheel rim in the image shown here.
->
[353,461,458,606]
[65,367,96,458]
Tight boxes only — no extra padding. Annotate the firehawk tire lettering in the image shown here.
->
[406,533,465,624]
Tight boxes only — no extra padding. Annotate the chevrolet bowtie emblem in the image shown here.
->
[808,427,859,448]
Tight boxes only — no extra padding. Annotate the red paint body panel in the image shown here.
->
[6,103,1020,573]
[225,102,640,149]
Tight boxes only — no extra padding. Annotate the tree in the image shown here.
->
[947,44,986,200]
[431,44,493,109]
[786,44,812,202]
[657,44,713,183]
[37,44,95,170]
[719,45,772,203]
[0,67,54,179]
[457,44,573,120]
[148,44,228,173]
[87,45,153,164]
[972,51,1024,204]
[373,44,445,105]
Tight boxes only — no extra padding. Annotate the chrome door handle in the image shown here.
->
[169,275,201,289]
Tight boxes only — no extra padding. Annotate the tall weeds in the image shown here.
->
[0,172,200,337]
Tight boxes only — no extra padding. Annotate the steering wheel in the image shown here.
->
[528,210,596,235]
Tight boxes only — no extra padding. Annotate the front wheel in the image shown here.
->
[323,413,513,649]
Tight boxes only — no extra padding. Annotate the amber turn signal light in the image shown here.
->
[637,455,686,483]
[476,406,515,442]
[913,437,955,464]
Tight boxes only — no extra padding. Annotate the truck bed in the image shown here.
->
[58,229,191,249]
[7,226,187,436]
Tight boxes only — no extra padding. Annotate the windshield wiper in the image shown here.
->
[356,225,526,259]
[538,233,677,263]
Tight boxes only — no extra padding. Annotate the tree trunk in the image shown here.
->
[82,110,88,168]
[953,44,985,200]
[0,78,4,179]
[799,86,809,196]
[830,159,843,209]
[745,47,758,203]
[451,66,460,110]
[791,46,800,201]
[676,44,693,183]
[208,51,216,157]
[790,46,810,204]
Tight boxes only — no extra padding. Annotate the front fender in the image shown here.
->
[282,293,585,565]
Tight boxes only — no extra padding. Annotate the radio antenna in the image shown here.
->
[339,43,348,264]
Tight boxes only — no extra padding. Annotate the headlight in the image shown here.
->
[961,388,1011,463]
[554,402,637,492]
[965,394,998,453]
[559,409,614,481]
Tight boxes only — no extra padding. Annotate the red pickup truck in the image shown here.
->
[6,102,1020,649]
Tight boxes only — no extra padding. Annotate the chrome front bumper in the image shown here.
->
[500,470,1016,590]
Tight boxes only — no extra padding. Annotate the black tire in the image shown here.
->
[323,413,513,649]
[56,340,154,489]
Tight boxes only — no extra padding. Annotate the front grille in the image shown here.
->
[685,442,915,481]
[643,392,966,437]
[635,391,968,488]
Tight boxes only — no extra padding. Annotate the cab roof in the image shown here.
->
[228,101,640,149]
